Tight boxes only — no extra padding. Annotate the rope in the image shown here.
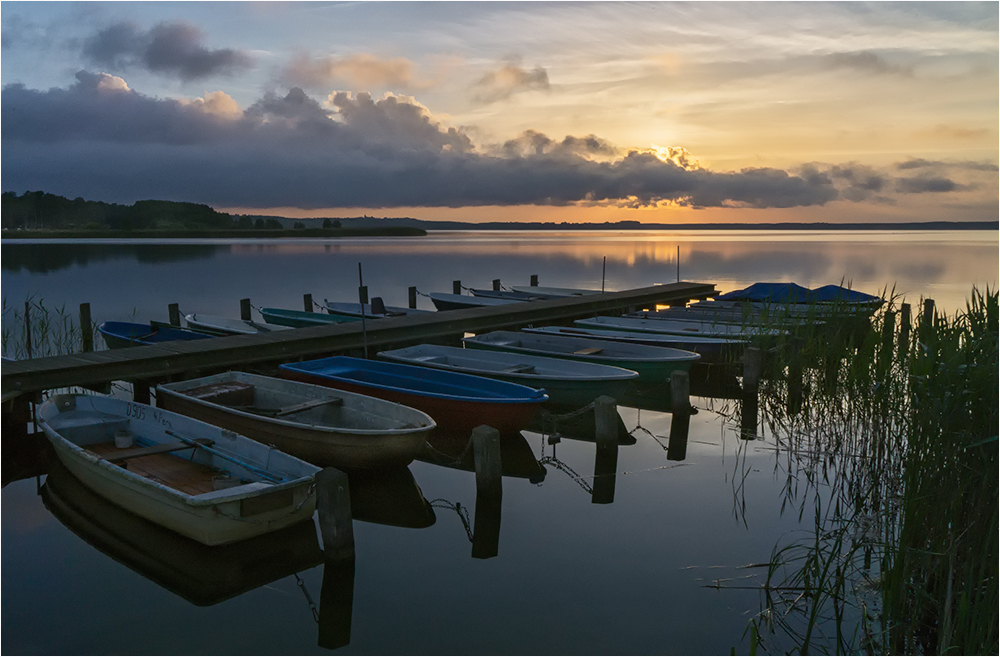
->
[413,288,433,299]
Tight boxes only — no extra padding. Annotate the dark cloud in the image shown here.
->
[897,158,998,172]
[896,176,960,194]
[0,76,872,210]
[473,59,550,103]
[82,21,253,81]
[826,164,890,202]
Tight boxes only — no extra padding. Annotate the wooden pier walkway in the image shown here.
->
[2,282,714,396]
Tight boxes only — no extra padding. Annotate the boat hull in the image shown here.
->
[378,344,638,407]
[158,372,435,468]
[38,394,319,546]
[259,308,360,328]
[97,321,211,349]
[522,325,745,364]
[279,357,547,433]
[462,331,700,384]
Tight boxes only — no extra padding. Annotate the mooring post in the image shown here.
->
[741,347,762,439]
[240,298,252,321]
[24,301,32,359]
[168,303,180,327]
[408,286,417,309]
[667,409,690,461]
[492,279,501,291]
[670,370,690,416]
[316,467,355,561]
[133,380,151,405]
[358,286,368,306]
[303,293,313,312]
[79,302,94,353]
[899,303,911,360]
[317,555,355,650]
[922,298,935,327]
[471,425,503,558]
[593,396,619,450]
[880,309,896,369]
[530,274,538,287]
[787,337,804,416]
[453,280,462,295]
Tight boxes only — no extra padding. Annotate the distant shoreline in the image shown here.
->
[1,227,427,240]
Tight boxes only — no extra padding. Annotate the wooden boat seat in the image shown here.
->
[185,382,256,407]
[573,347,603,355]
[239,396,345,418]
[501,364,535,373]
[102,438,214,464]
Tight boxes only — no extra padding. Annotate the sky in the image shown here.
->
[1,1,997,224]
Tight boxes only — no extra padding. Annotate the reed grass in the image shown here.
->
[739,287,998,655]
[1,296,104,359]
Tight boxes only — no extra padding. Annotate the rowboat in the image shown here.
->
[462,330,700,383]
[259,307,361,328]
[468,288,555,301]
[378,343,639,407]
[37,393,320,546]
[509,285,603,297]
[627,307,824,333]
[279,356,548,432]
[184,313,292,336]
[324,299,432,319]
[97,321,212,349]
[522,325,745,364]
[427,292,521,311]
[41,460,324,606]
[574,315,789,341]
[157,372,436,468]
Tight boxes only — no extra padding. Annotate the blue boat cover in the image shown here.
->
[716,283,880,304]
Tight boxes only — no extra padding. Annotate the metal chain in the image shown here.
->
[420,438,474,468]
[295,573,320,624]
[413,288,433,299]
[538,455,594,494]
[428,498,474,542]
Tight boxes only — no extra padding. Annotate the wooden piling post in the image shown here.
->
[133,380,151,405]
[358,286,368,306]
[24,302,33,359]
[316,467,355,561]
[472,425,502,495]
[79,303,94,353]
[880,309,896,368]
[317,555,355,650]
[453,280,462,295]
[787,337,804,415]
[741,347,762,439]
[240,298,252,321]
[922,298,935,327]
[666,411,690,461]
[591,435,619,504]
[899,303,911,359]
[168,303,181,327]
[593,396,619,450]
[492,279,501,291]
[408,286,417,309]
[530,275,538,287]
[670,370,690,415]
[303,293,313,312]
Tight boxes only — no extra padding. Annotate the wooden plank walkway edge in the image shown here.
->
[2,282,715,394]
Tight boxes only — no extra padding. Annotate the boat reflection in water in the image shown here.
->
[342,465,436,529]
[419,428,546,483]
[41,461,325,606]
[42,461,358,649]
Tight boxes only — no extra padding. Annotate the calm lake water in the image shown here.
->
[2,230,996,655]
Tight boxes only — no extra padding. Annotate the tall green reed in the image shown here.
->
[737,287,997,655]
[2,296,103,359]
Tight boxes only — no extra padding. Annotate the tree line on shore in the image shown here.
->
[0,191,341,232]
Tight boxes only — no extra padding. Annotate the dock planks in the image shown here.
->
[2,282,715,395]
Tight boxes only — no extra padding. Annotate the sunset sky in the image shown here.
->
[2,1,997,223]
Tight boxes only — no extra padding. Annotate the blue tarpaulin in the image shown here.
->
[716,282,880,304]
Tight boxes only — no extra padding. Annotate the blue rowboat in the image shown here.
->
[427,292,521,311]
[279,356,548,432]
[97,321,212,349]
[522,325,745,364]
[259,307,361,328]
[378,343,639,407]
[462,330,700,384]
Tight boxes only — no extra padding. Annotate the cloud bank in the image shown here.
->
[0,74,987,210]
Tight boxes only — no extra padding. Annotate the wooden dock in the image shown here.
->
[2,282,714,396]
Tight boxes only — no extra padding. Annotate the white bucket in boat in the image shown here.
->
[114,429,134,449]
